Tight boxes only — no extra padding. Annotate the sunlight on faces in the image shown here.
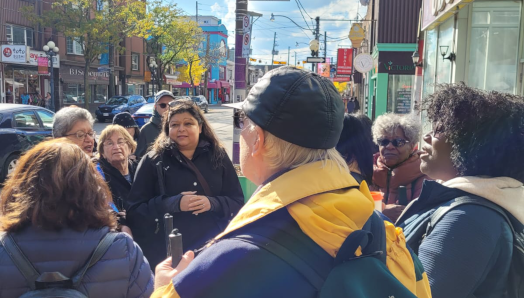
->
[155,96,174,116]
[65,120,95,155]
[168,112,202,150]
[102,132,131,165]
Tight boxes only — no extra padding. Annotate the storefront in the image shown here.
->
[127,78,145,96]
[366,44,418,119]
[420,0,522,131]
[60,65,109,108]
[0,45,60,104]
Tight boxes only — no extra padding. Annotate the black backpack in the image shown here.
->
[412,196,524,298]
[0,232,117,298]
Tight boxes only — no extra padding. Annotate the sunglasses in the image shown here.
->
[377,138,409,148]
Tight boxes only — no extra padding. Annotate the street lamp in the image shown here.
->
[43,41,59,112]
[309,39,320,57]
[149,59,158,95]
[412,50,423,67]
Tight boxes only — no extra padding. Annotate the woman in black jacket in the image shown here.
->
[127,100,244,269]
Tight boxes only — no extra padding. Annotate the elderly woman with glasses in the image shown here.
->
[53,106,96,156]
[371,113,429,222]
[127,99,244,269]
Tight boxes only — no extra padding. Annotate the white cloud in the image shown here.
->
[211,2,222,13]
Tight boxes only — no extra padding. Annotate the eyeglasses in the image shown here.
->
[169,99,195,108]
[65,130,96,140]
[233,111,246,129]
[103,140,127,148]
[377,138,409,148]
[158,103,170,109]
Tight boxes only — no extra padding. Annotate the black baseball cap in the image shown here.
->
[228,67,344,149]
[154,90,176,103]
[113,112,138,128]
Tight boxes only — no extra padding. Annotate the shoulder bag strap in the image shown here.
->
[155,154,166,196]
[426,196,514,238]
[0,232,40,290]
[180,154,213,196]
[71,232,118,287]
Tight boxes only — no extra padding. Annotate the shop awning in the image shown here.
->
[172,82,195,88]
[422,0,475,31]
[165,74,179,85]
[4,78,24,87]
[219,81,231,89]
[207,82,218,89]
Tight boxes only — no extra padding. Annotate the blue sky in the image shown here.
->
[176,0,368,65]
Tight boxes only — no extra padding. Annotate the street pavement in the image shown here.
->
[94,105,234,159]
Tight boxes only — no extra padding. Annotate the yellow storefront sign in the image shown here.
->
[348,23,365,48]
[144,71,151,83]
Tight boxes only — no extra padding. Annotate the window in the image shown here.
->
[13,111,40,129]
[132,53,139,70]
[36,110,53,129]
[468,1,521,94]
[65,84,85,103]
[5,25,33,48]
[219,67,225,80]
[387,75,413,114]
[66,37,84,55]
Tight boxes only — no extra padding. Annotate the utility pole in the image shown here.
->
[108,0,115,98]
[294,51,297,66]
[196,2,199,24]
[314,17,320,73]
[324,31,327,59]
[271,32,277,65]
[287,46,290,65]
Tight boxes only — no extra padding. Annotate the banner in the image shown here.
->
[242,15,252,58]
[337,48,353,75]
[37,57,49,75]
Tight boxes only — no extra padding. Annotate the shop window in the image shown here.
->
[64,84,85,103]
[219,67,225,80]
[95,85,107,103]
[436,18,454,84]
[5,25,33,48]
[468,1,521,94]
[66,37,84,55]
[13,111,40,129]
[387,75,413,114]
[36,110,53,129]
[132,53,139,70]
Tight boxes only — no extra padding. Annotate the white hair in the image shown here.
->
[372,113,421,144]
[52,107,94,138]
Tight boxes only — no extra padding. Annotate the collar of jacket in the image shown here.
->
[167,140,211,161]
[150,109,163,128]
[98,156,136,182]
[215,160,376,257]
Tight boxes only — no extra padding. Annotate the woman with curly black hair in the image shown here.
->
[396,83,524,298]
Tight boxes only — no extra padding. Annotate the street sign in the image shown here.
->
[97,66,110,72]
[307,57,326,63]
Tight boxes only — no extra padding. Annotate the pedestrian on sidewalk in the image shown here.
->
[135,90,176,158]
[397,84,524,298]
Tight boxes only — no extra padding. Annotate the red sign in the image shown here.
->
[333,76,351,82]
[336,48,353,75]
[38,57,49,75]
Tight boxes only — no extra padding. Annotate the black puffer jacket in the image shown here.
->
[127,142,244,268]
[0,227,154,298]
[98,156,138,211]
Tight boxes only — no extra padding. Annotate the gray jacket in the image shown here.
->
[0,226,154,298]
[135,112,162,158]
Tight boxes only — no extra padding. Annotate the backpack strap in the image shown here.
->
[71,232,118,287]
[0,232,40,290]
[426,196,515,238]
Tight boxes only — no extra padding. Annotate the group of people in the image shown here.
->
[0,66,522,298]
[18,91,51,108]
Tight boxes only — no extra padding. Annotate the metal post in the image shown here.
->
[234,0,248,164]
[324,31,327,59]
[271,32,277,65]
[288,46,290,65]
[314,17,320,73]
[49,54,55,112]
[108,0,114,98]
[295,51,297,66]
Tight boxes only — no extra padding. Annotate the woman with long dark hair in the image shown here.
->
[127,100,244,269]
[336,113,374,184]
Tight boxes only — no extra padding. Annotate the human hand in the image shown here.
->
[179,191,197,212]
[154,251,195,290]
[188,195,211,215]
[382,204,406,222]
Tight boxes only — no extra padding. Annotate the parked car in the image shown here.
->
[132,103,154,128]
[191,96,209,113]
[146,94,155,103]
[95,95,146,122]
[0,104,54,182]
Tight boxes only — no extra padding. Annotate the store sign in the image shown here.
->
[1,45,28,63]
[378,52,416,75]
[348,23,365,48]
[60,66,109,82]
[0,45,60,68]
[333,76,351,82]
[336,48,353,75]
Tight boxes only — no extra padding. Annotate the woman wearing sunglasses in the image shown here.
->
[127,100,244,269]
[371,113,428,222]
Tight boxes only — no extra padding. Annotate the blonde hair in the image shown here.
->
[97,125,137,156]
[248,120,349,173]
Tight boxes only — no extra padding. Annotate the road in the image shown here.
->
[94,106,234,158]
